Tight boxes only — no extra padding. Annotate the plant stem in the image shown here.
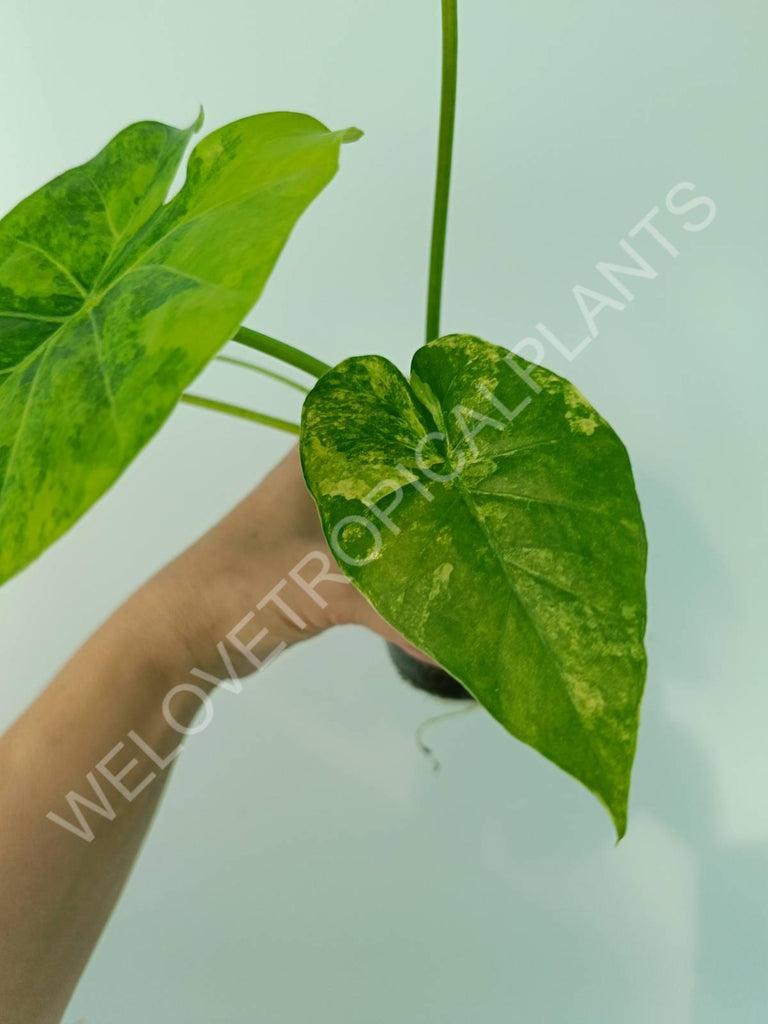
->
[234,326,331,379]
[180,393,300,434]
[216,355,310,393]
[426,0,458,343]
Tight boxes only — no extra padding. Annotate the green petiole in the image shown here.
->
[425,0,458,343]
[234,326,331,379]
[215,354,310,394]
[180,393,300,434]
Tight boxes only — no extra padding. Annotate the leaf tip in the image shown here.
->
[191,105,205,133]
[340,126,364,144]
[592,780,629,843]
[608,800,628,844]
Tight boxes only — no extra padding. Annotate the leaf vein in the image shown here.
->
[16,240,88,299]
[80,172,119,240]
[0,311,67,324]
[452,475,598,750]
[470,486,615,520]
[87,313,124,457]
[0,326,65,504]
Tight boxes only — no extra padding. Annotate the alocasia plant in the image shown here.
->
[0,0,647,837]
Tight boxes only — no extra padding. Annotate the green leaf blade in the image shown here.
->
[300,335,647,837]
[0,111,357,584]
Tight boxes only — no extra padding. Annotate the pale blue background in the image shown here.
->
[0,1,766,1021]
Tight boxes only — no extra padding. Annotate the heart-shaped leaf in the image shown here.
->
[0,112,360,585]
[300,335,647,836]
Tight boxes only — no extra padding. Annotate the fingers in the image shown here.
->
[276,447,438,667]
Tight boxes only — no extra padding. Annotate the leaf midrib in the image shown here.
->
[0,175,264,487]
[450,466,602,765]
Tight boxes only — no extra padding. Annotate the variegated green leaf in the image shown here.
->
[300,334,647,837]
[0,112,359,584]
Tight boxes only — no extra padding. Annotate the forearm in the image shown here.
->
[0,582,212,1023]
[0,447,393,1023]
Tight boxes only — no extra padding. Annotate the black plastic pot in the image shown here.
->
[387,643,474,701]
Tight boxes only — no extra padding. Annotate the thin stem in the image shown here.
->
[426,0,458,343]
[215,355,309,394]
[180,394,300,435]
[234,326,331,379]
[416,702,478,772]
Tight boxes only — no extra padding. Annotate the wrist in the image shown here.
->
[134,537,308,683]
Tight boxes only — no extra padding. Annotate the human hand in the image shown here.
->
[137,446,432,680]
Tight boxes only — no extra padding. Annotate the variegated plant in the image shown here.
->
[0,0,646,837]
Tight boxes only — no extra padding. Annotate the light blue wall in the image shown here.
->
[1,1,766,1021]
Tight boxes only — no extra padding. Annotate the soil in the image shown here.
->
[387,643,474,701]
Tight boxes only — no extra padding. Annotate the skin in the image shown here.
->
[0,447,430,1023]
